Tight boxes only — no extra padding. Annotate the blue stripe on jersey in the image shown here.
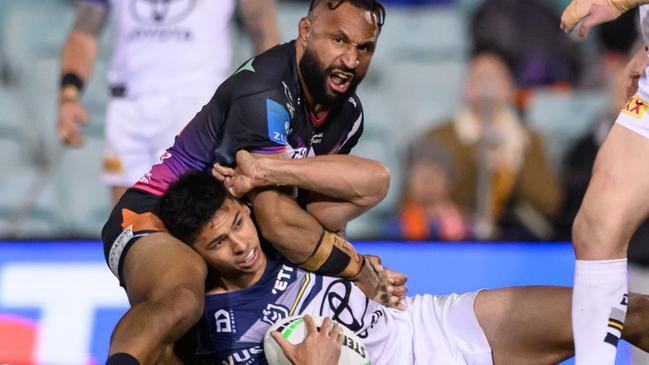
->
[298,274,323,314]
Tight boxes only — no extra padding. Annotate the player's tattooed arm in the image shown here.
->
[240,0,281,54]
[73,1,108,37]
[213,150,390,232]
[61,1,107,87]
[58,1,107,145]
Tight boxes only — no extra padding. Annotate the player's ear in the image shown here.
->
[298,17,311,45]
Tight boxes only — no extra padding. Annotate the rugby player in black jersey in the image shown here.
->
[101,1,391,364]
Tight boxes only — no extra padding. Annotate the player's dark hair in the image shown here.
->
[159,170,229,245]
[308,0,386,32]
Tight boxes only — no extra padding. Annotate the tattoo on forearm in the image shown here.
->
[73,2,108,37]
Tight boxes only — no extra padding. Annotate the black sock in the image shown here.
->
[106,353,140,365]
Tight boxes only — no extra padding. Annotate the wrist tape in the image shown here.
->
[299,229,363,278]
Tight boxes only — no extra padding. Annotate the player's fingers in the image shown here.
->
[329,322,341,338]
[336,327,344,346]
[304,315,317,335]
[579,4,620,38]
[578,15,595,38]
[212,164,226,180]
[271,331,296,359]
[365,254,383,272]
[320,316,333,336]
[560,1,584,33]
[236,149,254,161]
[391,284,408,298]
[387,270,408,286]
[213,163,235,178]
[392,298,407,311]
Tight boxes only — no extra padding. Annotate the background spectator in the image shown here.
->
[425,51,562,240]
[383,141,470,241]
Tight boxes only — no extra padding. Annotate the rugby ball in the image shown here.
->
[263,315,371,365]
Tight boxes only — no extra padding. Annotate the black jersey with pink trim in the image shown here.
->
[133,41,364,197]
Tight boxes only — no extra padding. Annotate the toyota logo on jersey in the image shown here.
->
[130,0,197,25]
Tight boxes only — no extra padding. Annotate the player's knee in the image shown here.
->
[372,162,390,203]
[572,208,626,257]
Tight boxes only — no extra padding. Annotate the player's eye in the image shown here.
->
[235,218,243,229]
[334,37,344,44]
[211,237,226,249]
[359,44,373,53]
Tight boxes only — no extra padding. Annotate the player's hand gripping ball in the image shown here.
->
[264,315,371,365]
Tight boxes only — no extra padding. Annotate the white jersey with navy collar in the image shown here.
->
[85,0,235,97]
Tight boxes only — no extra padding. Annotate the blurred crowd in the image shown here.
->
[0,0,647,258]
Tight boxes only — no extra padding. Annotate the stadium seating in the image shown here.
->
[0,0,608,240]
[527,88,607,169]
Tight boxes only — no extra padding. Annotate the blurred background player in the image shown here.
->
[57,0,280,204]
[561,0,649,363]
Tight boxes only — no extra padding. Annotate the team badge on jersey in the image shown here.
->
[621,96,648,119]
[266,99,291,145]
[262,304,289,325]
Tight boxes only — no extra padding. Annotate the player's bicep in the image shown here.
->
[307,193,360,233]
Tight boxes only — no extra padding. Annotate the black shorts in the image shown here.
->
[102,188,165,286]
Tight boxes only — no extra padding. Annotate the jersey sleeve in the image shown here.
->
[337,102,364,155]
[225,89,292,156]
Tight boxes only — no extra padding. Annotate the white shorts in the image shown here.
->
[102,88,214,187]
[615,94,649,139]
[407,291,493,365]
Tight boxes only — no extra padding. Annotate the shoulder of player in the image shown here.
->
[221,43,296,101]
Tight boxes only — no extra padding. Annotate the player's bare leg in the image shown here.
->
[108,233,207,364]
[474,286,649,364]
[570,123,649,363]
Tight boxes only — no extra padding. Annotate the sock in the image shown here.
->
[573,258,628,365]
[106,353,140,365]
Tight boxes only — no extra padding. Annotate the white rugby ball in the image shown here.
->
[263,315,371,365]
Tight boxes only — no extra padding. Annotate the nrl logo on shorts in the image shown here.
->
[130,0,197,26]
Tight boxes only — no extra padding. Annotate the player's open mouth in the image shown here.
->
[329,71,352,93]
[239,248,258,269]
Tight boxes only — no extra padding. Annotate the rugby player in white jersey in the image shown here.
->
[57,0,280,204]
[561,1,649,363]
[159,164,649,365]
